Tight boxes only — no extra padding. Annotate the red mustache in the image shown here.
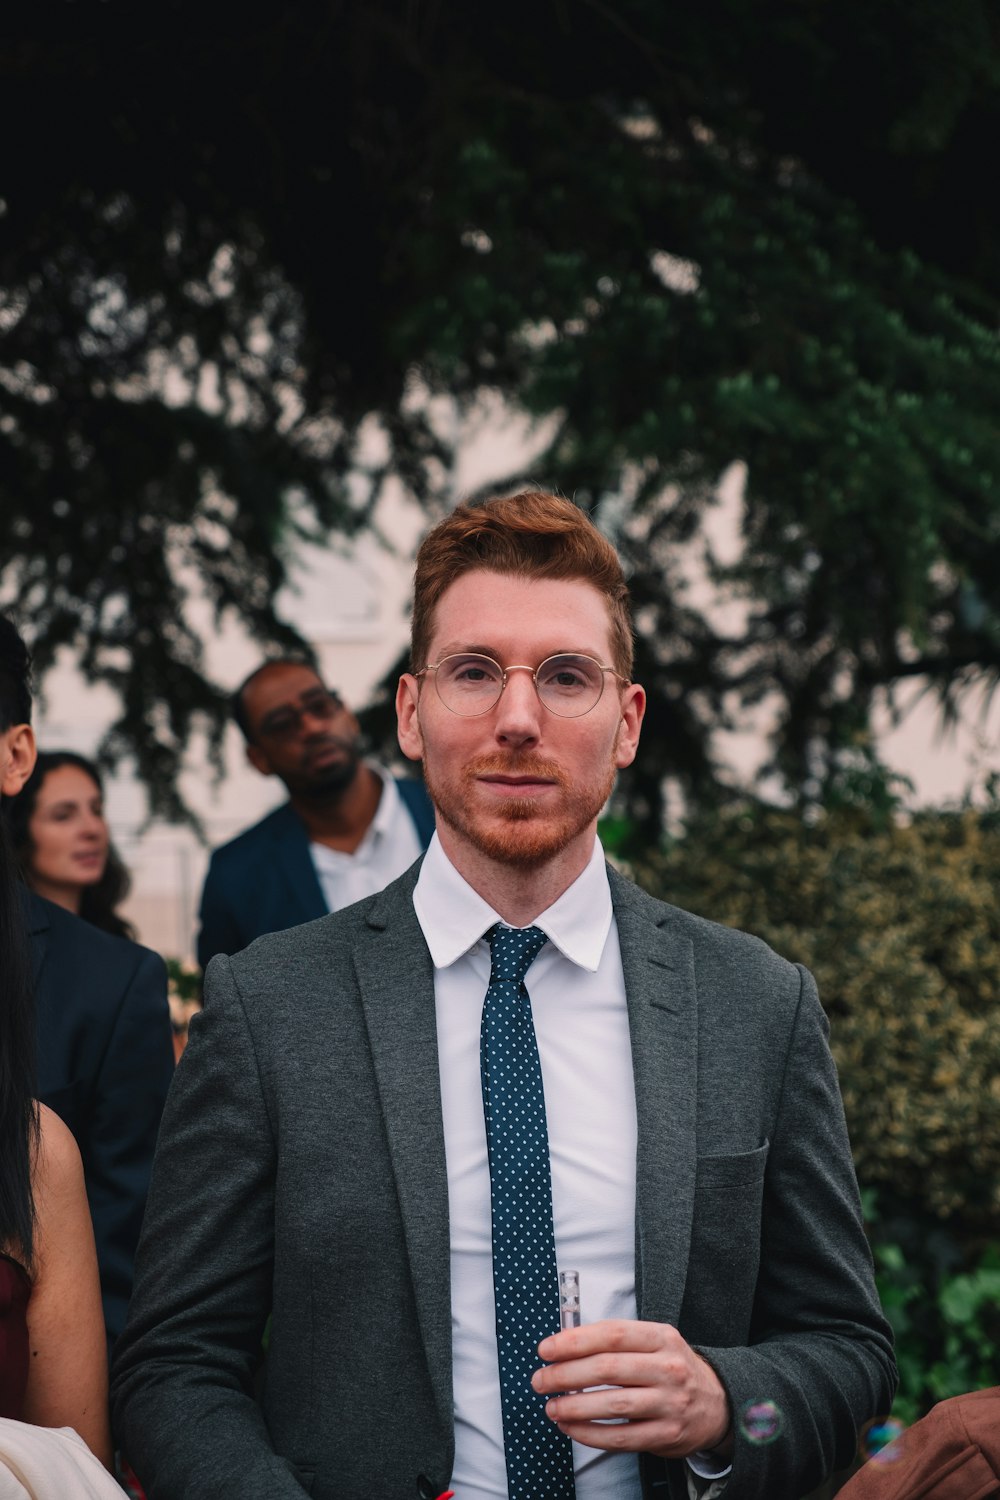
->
[465,754,567,785]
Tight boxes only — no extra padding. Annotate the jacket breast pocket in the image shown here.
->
[680,1140,769,1344]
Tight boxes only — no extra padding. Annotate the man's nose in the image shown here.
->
[300,706,335,736]
[492,668,542,746]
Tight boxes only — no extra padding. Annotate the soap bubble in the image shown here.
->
[739,1400,783,1445]
[860,1415,907,1465]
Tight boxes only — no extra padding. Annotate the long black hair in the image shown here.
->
[4,750,135,941]
[0,615,39,1264]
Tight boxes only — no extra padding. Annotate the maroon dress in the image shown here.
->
[0,1250,31,1418]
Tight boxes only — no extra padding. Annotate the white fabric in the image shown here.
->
[687,1472,729,1500]
[414,833,641,1500]
[0,1421,122,1500]
[309,764,423,912]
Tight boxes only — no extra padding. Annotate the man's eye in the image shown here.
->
[265,716,296,735]
[541,663,589,689]
[448,658,500,684]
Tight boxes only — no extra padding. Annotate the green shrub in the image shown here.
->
[865,1192,1000,1424]
[632,805,1000,1229]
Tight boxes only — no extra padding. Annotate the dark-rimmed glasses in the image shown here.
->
[415,654,627,719]
[256,689,343,740]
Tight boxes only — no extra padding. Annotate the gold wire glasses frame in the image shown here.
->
[414,653,628,719]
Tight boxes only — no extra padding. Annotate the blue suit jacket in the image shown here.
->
[27,891,174,1351]
[196,777,435,970]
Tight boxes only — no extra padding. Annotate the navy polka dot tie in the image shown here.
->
[481,923,576,1500]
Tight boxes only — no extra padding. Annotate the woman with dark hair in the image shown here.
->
[0,619,113,1471]
[4,750,134,940]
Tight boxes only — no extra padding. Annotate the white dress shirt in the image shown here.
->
[309,764,423,912]
[414,833,642,1500]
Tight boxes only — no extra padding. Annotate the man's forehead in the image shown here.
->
[427,570,615,659]
[244,664,326,716]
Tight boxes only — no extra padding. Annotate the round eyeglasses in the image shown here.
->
[415,653,628,718]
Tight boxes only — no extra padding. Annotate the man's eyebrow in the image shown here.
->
[262,688,329,711]
[257,688,336,724]
[257,704,299,725]
[431,643,601,661]
[431,644,496,658]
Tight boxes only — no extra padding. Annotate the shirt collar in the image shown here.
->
[310,764,397,860]
[413,832,612,974]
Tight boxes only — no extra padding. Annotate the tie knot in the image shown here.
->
[487,923,547,986]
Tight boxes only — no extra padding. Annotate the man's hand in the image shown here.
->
[532,1319,733,1461]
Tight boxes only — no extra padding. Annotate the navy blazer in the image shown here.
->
[27,891,174,1351]
[196,777,435,969]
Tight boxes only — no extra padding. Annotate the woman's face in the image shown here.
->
[28,765,109,903]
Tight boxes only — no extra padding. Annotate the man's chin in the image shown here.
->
[293,761,360,800]
[439,804,586,869]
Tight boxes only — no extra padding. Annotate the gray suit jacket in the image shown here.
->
[111,864,895,1500]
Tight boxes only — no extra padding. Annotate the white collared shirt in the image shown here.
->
[414,833,641,1500]
[309,764,423,912]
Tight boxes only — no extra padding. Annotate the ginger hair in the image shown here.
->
[410,491,634,677]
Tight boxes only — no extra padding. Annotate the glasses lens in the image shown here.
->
[302,690,340,720]
[535,655,605,717]
[259,690,341,739]
[434,655,504,715]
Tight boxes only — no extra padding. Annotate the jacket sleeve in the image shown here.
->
[86,945,174,1352]
[836,1387,1000,1499]
[110,954,311,1500]
[196,852,245,971]
[683,965,897,1499]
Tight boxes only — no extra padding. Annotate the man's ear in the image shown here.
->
[0,723,37,797]
[614,683,646,771]
[396,675,424,764]
[245,742,274,778]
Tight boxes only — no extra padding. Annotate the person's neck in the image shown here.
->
[29,877,81,917]
[437,827,596,928]
[290,764,383,853]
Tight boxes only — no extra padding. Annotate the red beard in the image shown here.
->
[424,751,616,869]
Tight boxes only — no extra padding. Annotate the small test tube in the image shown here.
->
[559,1269,581,1331]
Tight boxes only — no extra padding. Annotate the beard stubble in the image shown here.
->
[424,750,617,870]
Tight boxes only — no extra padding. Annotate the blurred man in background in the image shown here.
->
[196,658,434,968]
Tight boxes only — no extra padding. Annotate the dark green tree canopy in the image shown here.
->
[2,1,999,820]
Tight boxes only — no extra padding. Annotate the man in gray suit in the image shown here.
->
[112,491,895,1500]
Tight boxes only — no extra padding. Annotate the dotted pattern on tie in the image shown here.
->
[481,923,576,1500]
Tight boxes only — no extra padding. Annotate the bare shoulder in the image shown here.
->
[34,1104,85,1207]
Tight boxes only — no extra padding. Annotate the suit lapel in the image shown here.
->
[354,876,453,1437]
[610,868,698,1328]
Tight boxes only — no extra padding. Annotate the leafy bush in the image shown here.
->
[165,956,203,1042]
[631,805,1000,1229]
[865,1192,1000,1424]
